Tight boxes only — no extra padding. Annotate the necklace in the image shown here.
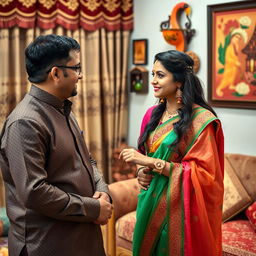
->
[165,109,179,119]
[149,109,179,147]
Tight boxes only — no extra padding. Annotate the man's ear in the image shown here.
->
[50,67,60,81]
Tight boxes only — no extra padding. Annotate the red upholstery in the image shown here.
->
[246,202,256,231]
[222,220,256,255]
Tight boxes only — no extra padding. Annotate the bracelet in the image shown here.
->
[136,167,146,177]
[153,159,166,175]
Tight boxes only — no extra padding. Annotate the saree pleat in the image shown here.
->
[133,105,224,256]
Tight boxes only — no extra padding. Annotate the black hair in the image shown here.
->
[138,50,217,156]
[25,34,80,83]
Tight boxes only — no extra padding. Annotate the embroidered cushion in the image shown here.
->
[116,211,136,242]
[222,220,256,255]
[225,154,256,201]
[223,157,252,221]
[110,179,139,220]
[245,201,256,231]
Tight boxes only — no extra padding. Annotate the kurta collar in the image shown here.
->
[29,85,73,114]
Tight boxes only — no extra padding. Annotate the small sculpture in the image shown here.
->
[160,2,195,52]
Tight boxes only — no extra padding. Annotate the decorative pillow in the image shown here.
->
[225,154,256,201]
[245,201,256,231]
[0,208,9,237]
[223,157,253,222]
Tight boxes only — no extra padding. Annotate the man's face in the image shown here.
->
[58,50,82,99]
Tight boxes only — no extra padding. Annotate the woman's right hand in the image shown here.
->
[137,167,153,190]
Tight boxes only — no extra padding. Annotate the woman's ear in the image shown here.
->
[176,81,182,89]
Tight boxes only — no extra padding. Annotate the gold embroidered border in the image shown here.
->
[169,164,183,256]
[178,107,216,157]
[104,0,119,13]
[147,118,178,150]
[139,190,167,256]
[0,0,13,8]
[81,10,121,20]
[59,0,79,12]
[0,0,133,30]
[18,0,36,8]
[39,0,56,10]
[81,0,100,12]
[122,0,132,13]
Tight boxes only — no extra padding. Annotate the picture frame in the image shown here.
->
[207,1,256,109]
[132,39,148,65]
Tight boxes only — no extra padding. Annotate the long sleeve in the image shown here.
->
[1,119,100,222]
[90,155,112,202]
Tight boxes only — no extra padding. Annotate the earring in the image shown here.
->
[176,88,182,104]
[160,98,165,103]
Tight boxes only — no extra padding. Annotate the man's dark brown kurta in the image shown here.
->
[0,85,108,256]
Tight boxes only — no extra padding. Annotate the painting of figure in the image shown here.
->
[208,2,256,109]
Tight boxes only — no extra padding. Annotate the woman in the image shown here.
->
[120,50,224,256]
[216,33,243,97]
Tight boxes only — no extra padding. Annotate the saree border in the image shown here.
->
[139,188,168,256]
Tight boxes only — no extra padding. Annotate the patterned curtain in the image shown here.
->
[0,1,132,183]
[0,0,133,31]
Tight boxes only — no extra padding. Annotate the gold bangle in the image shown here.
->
[136,167,146,177]
[153,159,166,175]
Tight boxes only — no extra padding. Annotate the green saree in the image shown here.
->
[133,105,224,256]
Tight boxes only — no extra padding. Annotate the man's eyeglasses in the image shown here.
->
[47,65,82,75]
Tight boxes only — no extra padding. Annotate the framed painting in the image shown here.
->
[132,39,148,65]
[207,1,256,109]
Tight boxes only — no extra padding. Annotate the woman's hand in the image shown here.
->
[119,148,154,167]
[137,167,153,190]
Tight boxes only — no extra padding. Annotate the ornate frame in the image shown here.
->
[207,1,256,109]
[132,39,148,65]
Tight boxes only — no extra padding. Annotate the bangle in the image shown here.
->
[153,159,166,175]
[136,167,146,177]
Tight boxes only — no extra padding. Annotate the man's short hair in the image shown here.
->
[25,34,80,83]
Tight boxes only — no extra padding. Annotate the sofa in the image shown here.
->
[104,153,256,256]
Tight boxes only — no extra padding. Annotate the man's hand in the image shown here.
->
[93,191,111,203]
[94,197,113,225]
[93,191,113,225]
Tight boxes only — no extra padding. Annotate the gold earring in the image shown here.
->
[176,88,182,104]
[160,98,165,103]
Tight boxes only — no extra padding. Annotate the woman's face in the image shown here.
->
[231,34,242,45]
[151,60,180,99]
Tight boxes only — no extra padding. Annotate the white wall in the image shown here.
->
[127,0,256,156]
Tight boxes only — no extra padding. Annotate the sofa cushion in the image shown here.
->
[116,211,136,242]
[110,179,140,220]
[223,157,252,221]
[225,153,256,201]
[246,201,256,231]
[222,220,256,255]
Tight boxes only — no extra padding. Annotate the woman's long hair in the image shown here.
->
[138,50,217,156]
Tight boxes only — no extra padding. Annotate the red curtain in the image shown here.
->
[0,0,133,31]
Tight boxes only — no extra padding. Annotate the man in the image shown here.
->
[0,35,112,256]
